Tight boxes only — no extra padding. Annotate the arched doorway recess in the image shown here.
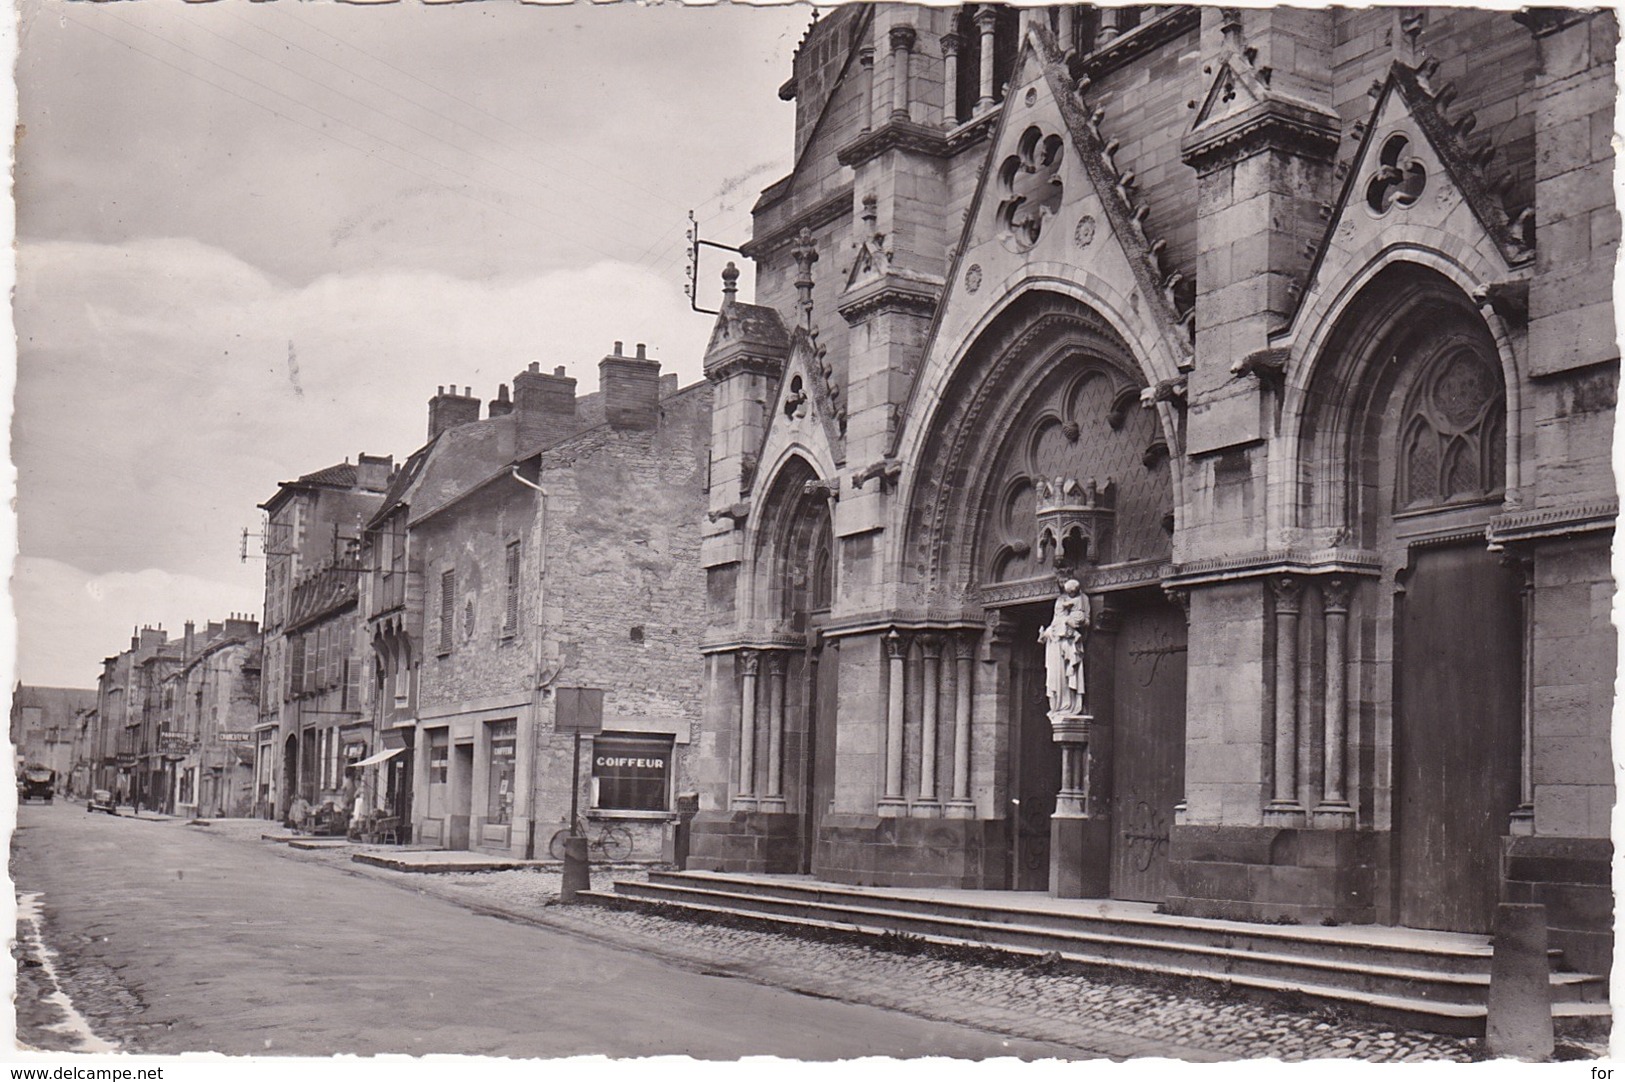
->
[906,291,1185,898]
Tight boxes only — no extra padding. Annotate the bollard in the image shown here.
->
[559,835,591,904]
[1485,902,1554,1060]
[673,792,700,871]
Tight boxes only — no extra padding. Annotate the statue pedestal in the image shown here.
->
[1049,711,1108,898]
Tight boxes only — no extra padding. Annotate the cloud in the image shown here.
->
[12,557,265,688]
[13,237,718,681]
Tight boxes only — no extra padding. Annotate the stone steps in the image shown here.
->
[586,871,1608,1037]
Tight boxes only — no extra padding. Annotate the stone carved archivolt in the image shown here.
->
[998,126,1065,252]
[906,297,1175,594]
[1397,339,1505,511]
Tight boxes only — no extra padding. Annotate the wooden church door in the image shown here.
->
[1395,542,1522,933]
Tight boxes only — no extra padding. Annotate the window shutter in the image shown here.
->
[288,636,305,699]
[345,656,361,711]
[505,541,521,633]
[439,569,456,653]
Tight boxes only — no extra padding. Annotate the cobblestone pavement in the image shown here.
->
[189,817,1611,1063]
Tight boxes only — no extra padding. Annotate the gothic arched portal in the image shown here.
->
[904,291,1185,899]
[1303,263,1519,934]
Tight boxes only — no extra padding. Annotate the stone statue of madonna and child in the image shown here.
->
[1038,578,1091,719]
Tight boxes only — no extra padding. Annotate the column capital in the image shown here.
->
[1322,577,1352,615]
[739,649,761,677]
[1269,574,1303,615]
[918,632,944,660]
[888,24,917,53]
[1162,586,1191,622]
[953,630,978,662]
[974,6,998,33]
[858,43,875,68]
[940,31,962,58]
[884,628,910,660]
[766,651,789,676]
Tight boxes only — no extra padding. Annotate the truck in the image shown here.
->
[18,765,56,804]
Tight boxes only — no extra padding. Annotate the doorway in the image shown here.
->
[449,741,475,850]
[280,734,298,822]
[1108,589,1187,902]
[1007,603,1060,891]
[1395,542,1522,932]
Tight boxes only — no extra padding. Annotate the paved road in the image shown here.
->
[11,802,1079,1059]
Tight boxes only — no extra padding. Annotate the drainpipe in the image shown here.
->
[509,466,552,858]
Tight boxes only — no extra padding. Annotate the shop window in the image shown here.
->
[591,732,674,814]
[428,731,449,784]
[487,720,517,824]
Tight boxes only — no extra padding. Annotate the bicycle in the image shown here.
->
[548,818,634,862]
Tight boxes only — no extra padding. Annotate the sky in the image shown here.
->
[11,0,813,688]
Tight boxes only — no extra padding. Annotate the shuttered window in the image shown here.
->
[504,541,521,635]
[288,636,306,699]
[439,569,456,654]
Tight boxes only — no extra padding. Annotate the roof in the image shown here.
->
[260,459,364,514]
[297,462,358,487]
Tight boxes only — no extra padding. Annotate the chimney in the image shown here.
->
[356,453,393,492]
[427,385,482,441]
[488,383,514,419]
[138,626,166,652]
[513,361,578,454]
[183,621,196,662]
[600,341,661,430]
[224,614,258,639]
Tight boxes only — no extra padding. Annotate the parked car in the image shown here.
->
[18,765,56,804]
[86,788,118,815]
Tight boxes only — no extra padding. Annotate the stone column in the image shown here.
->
[1096,6,1121,46]
[974,6,998,112]
[1316,578,1355,827]
[889,25,916,123]
[946,632,976,817]
[1265,576,1305,822]
[858,45,876,133]
[915,633,943,815]
[734,650,759,809]
[940,32,962,128]
[761,652,788,811]
[879,630,909,815]
[1056,6,1074,50]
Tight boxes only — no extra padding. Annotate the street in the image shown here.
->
[10,801,1080,1059]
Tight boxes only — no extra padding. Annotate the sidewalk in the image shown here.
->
[166,815,1552,1063]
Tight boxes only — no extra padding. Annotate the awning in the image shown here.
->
[353,747,405,768]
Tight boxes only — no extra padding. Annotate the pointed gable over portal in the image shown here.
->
[906,26,1195,447]
[1275,58,1536,350]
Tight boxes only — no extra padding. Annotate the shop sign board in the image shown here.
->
[218,732,255,744]
[554,687,604,734]
[158,731,198,754]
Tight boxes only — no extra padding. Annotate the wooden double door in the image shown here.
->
[1008,589,1187,898]
[1395,542,1523,933]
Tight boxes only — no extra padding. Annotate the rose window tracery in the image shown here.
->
[1366,132,1427,215]
[998,126,1065,252]
[1396,342,1505,511]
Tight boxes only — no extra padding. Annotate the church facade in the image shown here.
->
[691,5,1616,975]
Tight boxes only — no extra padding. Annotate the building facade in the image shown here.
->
[692,5,1615,974]
[359,346,712,858]
[256,456,392,820]
[158,617,262,819]
[10,684,96,789]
